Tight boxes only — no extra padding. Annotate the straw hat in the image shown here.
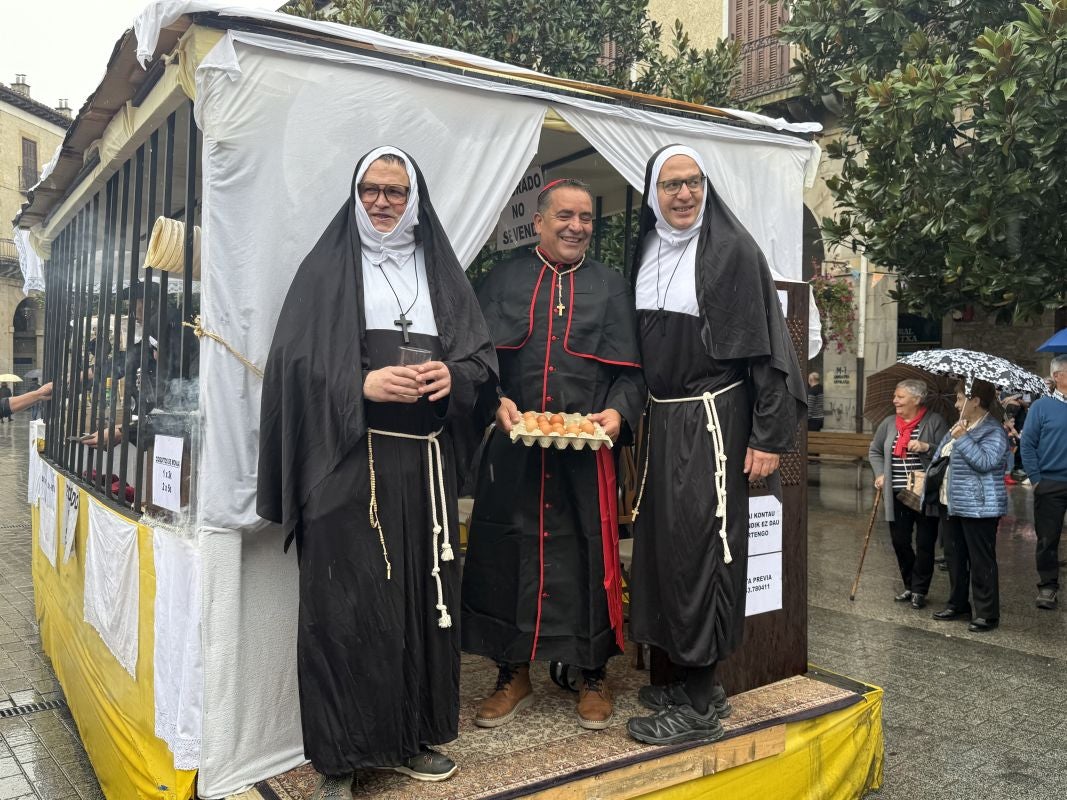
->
[145,216,201,279]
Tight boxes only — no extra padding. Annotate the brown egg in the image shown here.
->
[537,420,553,435]
[579,420,596,435]
[536,414,549,425]
[564,423,581,435]
[549,413,565,426]
[550,422,565,434]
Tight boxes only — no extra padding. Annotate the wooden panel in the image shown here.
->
[526,725,787,800]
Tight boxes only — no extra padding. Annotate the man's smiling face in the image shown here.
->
[656,155,704,230]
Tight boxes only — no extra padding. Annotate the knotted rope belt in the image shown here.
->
[366,427,455,628]
[631,380,745,565]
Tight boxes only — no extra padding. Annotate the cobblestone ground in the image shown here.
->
[0,416,102,800]
[1,414,1065,799]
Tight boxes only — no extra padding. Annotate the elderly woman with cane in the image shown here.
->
[868,379,949,608]
[930,379,1010,632]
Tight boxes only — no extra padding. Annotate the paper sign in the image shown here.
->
[153,435,184,512]
[748,494,783,556]
[745,552,783,616]
[777,290,789,318]
[38,464,58,568]
[62,483,80,563]
[496,165,544,251]
[28,421,43,506]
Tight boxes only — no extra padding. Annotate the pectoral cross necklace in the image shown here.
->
[375,252,419,343]
[535,249,585,316]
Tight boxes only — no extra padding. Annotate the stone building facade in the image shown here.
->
[0,77,69,383]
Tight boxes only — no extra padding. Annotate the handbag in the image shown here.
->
[896,461,927,512]
[923,455,949,502]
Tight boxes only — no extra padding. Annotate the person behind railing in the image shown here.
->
[930,379,1010,632]
[0,383,10,425]
[868,379,948,609]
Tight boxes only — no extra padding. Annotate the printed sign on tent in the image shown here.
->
[27,421,43,506]
[38,464,58,568]
[496,165,544,251]
[745,494,784,616]
[153,435,184,513]
[62,483,80,563]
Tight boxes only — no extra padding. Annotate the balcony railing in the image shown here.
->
[0,237,18,262]
[734,36,802,101]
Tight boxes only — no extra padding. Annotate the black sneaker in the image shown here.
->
[627,703,725,746]
[390,749,458,782]
[637,682,732,719]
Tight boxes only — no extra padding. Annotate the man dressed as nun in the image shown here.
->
[258,147,497,796]
[626,145,805,745]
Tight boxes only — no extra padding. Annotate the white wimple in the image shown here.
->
[631,380,744,564]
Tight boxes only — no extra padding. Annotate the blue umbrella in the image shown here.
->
[1037,328,1067,353]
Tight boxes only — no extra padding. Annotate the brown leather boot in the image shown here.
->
[577,672,614,730]
[475,663,533,728]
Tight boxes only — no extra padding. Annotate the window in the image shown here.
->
[21,137,39,190]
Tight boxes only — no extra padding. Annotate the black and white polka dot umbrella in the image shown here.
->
[898,348,1049,397]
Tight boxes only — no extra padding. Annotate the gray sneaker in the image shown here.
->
[389,749,458,782]
[637,682,732,719]
[1036,587,1058,610]
[310,773,353,800]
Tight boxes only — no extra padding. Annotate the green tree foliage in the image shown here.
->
[780,0,1067,321]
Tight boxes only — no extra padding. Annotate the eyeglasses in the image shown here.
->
[358,183,410,204]
[657,174,705,196]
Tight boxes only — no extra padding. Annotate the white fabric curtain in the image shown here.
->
[84,500,140,678]
[153,530,203,771]
[193,33,547,534]
[15,227,45,294]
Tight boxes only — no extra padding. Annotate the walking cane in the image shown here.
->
[849,486,882,601]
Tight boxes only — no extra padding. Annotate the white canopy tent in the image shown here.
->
[25,4,824,796]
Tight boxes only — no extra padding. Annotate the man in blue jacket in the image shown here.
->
[1021,355,1067,610]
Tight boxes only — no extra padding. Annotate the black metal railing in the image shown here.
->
[40,99,201,512]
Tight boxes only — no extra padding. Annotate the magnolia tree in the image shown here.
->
[780,0,1067,321]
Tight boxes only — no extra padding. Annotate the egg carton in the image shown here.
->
[509,412,613,451]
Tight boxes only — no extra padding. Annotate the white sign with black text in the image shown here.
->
[153,435,184,513]
[745,494,784,615]
[38,464,58,568]
[496,166,544,251]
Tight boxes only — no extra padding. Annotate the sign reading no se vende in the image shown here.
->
[496,166,544,251]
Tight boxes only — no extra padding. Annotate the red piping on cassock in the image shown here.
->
[562,272,642,369]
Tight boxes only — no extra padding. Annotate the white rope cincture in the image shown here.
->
[367,427,453,628]
[631,381,744,565]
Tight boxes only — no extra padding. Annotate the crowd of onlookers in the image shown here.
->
[863,355,1067,631]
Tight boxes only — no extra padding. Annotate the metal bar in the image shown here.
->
[92,175,119,494]
[76,193,101,479]
[622,186,634,279]
[134,128,160,511]
[540,146,597,173]
[155,111,177,411]
[105,160,132,496]
[65,207,88,468]
[48,230,70,460]
[119,145,146,506]
[57,219,77,467]
[181,101,198,379]
[594,195,603,261]
[42,233,60,459]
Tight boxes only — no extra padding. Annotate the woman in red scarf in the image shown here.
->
[868,380,949,607]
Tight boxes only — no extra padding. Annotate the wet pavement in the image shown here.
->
[1,413,1065,798]
[0,416,102,800]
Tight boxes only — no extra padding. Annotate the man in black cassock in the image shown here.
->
[462,178,645,731]
[625,145,805,745]
[257,147,497,797]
